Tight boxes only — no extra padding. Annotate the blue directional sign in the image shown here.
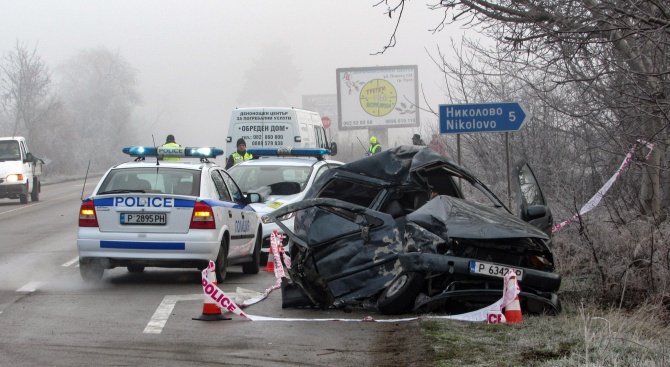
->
[439,102,530,134]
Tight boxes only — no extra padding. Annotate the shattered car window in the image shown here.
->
[294,206,368,244]
[316,178,383,208]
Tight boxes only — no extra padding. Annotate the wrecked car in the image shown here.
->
[268,145,560,315]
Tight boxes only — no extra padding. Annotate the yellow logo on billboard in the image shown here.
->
[359,79,397,117]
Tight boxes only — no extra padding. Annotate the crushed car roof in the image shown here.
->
[334,145,478,184]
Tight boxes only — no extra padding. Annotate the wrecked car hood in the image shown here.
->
[408,195,549,241]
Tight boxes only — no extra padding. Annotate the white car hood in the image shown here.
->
[250,193,304,215]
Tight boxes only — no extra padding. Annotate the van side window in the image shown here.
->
[314,126,326,149]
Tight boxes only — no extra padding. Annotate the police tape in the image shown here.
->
[552,139,654,233]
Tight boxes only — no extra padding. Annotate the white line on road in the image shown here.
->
[143,294,203,334]
[0,193,81,216]
[16,281,46,292]
[62,257,79,267]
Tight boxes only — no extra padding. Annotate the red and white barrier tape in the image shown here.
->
[552,139,654,233]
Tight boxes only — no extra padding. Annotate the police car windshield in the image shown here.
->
[97,168,201,196]
[228,165,311,193]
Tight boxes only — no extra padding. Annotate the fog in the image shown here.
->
[1,1,468,150]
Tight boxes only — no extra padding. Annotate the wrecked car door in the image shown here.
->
[512,161,553,237]
[268,197,404,308]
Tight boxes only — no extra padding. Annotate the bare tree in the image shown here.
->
[0,41,58,140]
[379,0,670,219]
[58,48,142,172]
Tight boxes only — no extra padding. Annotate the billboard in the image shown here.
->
[336,65,419,130]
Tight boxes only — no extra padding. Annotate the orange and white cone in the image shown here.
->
[193,267,231,321]
[263,245,275,272]
[503,276,523,324]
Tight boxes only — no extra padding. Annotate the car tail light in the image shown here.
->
[190,201,215,229]
[79,201,99,227]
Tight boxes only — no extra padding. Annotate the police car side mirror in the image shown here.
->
[247,192,263,204]
[330,142,338,156]
[24,152,33,163]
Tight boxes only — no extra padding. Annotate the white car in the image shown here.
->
[227,148,343,262]
[77,146,262,282]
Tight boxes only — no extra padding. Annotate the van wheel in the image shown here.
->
[20,184,28,204]
[242,229,262,275]
[30,178,40,202]
[377,272,425,315]
[215,238,229,283]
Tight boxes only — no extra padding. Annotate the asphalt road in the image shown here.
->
[0,178,424,367]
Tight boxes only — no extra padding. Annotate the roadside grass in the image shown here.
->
[421,299,670,366]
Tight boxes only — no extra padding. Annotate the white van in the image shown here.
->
[226,107,336,156]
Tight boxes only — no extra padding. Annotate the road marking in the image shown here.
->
[143,288,262,334]
[0,203,40,215]
[0,193,81,216]
[143,294,203,334]
[62,257,79,267]
[16,281,45,292]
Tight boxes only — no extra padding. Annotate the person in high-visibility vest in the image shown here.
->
[225,138,253,169]
[160,134,181,161]
[369,136,382,155]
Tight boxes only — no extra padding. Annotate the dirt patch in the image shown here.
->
[372,319,435,367]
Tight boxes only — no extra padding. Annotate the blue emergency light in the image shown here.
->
[122,146,224,158]
[246,147,330,158]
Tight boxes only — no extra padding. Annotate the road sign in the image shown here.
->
[321,116,332,129]
[439,102,530,134]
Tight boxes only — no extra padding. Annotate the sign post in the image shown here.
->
[439,102,530,210]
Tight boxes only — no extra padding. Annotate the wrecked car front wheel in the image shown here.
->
[377,272,425,315]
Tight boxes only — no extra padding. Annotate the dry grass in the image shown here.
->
[421,300,670,366]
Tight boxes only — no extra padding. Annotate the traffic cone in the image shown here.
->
[504,276,523,324]
[193,267,231,321]
[263,245,275,272]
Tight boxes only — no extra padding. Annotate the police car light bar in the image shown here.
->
[246,147,330,158]
[122,146,224,158]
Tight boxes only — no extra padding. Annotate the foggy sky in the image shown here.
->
[1,1,469,148]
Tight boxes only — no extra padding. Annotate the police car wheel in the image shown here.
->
[80,259,104,282]
[215,239,229,283]
[242,229,262,275]
[19,193,28,204]
[127,265,145,273]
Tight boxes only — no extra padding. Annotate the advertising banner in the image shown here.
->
[336,65,420,130]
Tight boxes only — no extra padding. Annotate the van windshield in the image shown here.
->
[0,141,20,161]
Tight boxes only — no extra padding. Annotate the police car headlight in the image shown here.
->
[262,212,294,223]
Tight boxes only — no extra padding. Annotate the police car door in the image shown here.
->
[211,169,257,257]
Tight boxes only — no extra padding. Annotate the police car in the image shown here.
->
[77,145,262,283]
[227,148,343,262]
